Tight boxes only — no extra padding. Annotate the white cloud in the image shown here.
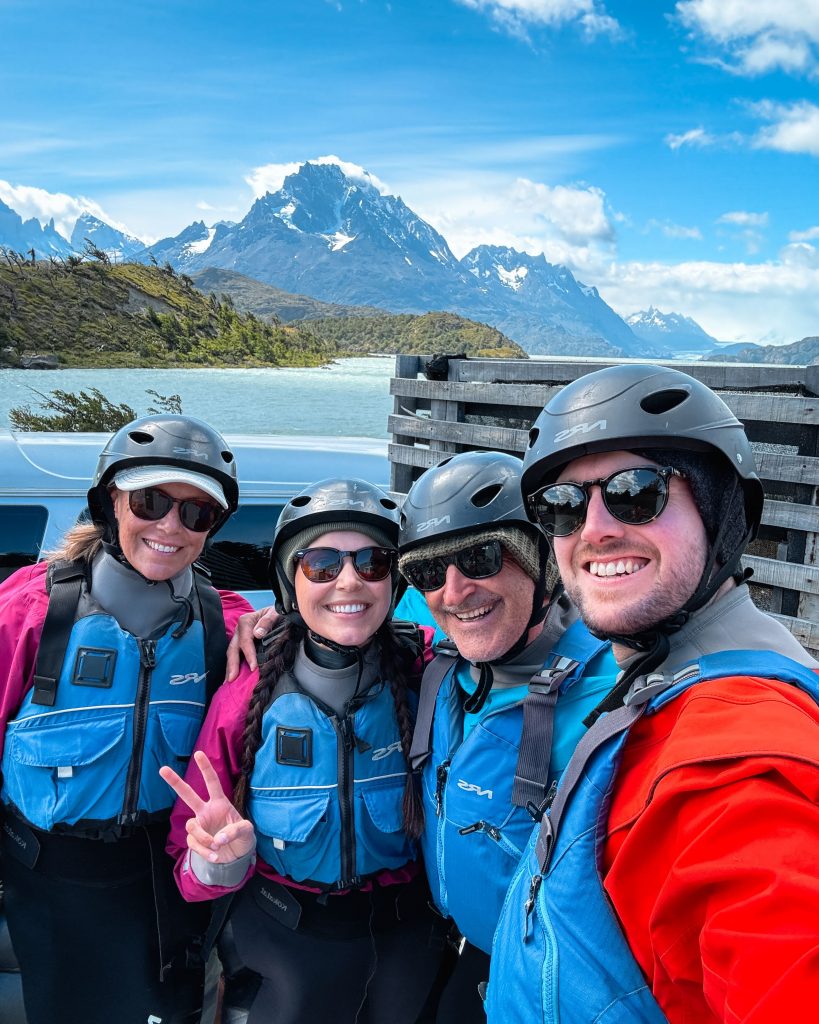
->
[0,180,132,241]
[413,174,616,270]
[676,0,819,76]
[601,253,819,344]
[790,225,819,241]
[748,100,819,155]
[245,156,389,199]
[646,218,703,240]
[717,210,769,227]
[665,127,716,150]
[455,0,620,41]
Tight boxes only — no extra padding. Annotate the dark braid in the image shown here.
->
[233,618,305,816]
[377,621,425,841]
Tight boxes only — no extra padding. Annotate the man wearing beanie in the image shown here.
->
[398,450,618,1024]
[487,365,819,1024]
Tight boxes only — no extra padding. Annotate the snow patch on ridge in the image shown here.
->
[187,228,216,255]
[497,265,528,291]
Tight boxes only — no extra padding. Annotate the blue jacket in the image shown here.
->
[486,650,819,1023]
[2,612,208,833]
[420,619,611,953]
[248,674,414,888]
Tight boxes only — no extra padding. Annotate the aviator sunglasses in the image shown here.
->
[402,539,503,593]
[294,546,396,584]
[527,466,686,538]
[127,486,224,533]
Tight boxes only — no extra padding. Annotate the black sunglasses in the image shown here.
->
[294,546,396,584]
[527,466,686,538]
[127,486,224,533]
[402,539,504,593]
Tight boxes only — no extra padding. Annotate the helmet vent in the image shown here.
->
[220,450,234,464]
[471,483,503,508]
[291,495,311,507]
[128,430,155,445]
[527,427,539,448]
[640,388,689,415]
[380,497,398,511]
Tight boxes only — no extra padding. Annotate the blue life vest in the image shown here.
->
[2,613,209,833]
[486,650,819,1023]
[419,619,609,953]
[248,675,414,888]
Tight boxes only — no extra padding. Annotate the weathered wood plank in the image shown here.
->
[389,414,526,452]
[754,451,819,486]
[442,358,812,391]
[390,417,819,486]
[390,378,819,427]
[769,613,819,653]
[388,444,448,474]
[742,555,819,595]
[761,499,819,533]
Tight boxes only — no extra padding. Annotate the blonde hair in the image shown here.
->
[46,522,105,564]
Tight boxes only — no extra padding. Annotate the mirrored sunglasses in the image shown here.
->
[402,539,504,593]
[294,546,396,583]
[527,466,685,538]
[127,486,224,533]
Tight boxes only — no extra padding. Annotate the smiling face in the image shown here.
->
[293,529,393,648]
[551,450,708,641]
[111,482,211,580]
[424,550,536,663]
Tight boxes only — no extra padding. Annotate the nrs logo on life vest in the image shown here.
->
[169,671,208,685]
[372,740,402,761]
[554,419,607,444]
[457,778,493,799]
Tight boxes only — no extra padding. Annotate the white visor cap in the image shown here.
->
[111,464,229,509]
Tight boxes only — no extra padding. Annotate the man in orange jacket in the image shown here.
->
[487,363,819,1024]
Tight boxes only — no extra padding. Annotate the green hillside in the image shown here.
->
[298,310,527,358]
[0,256,338,368]
[191,267,382,322]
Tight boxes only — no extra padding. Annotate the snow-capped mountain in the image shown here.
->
[0,199,146,262]
[148,162,479,313]
[462,246,651,357]
[70,213,145,261]
[0,198,75,259]
[626,306,718,354]
[145,161,648,356]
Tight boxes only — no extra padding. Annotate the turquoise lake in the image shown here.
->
[0,356,397,438]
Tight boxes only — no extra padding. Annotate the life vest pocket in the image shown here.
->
[360,780,405,834]
[251,788,336,882]
[142,705,205,810]
[2,708,132,830]
[356,778,413,873]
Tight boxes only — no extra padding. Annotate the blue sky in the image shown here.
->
[1,0,818,343]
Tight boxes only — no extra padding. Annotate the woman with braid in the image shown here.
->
[161,478,444,1024]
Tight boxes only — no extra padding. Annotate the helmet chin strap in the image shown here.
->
[584,477,753,727]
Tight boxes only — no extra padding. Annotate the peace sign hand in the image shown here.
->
[160,750,256,864]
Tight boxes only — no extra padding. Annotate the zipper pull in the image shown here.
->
[139,639,157,669]
[523,874,542,941]
[458,820,484,836]
[485,824,502,842]
[435,759,451,816]
[339,717,358,751]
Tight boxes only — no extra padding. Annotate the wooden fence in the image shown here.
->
[388,355,819,657]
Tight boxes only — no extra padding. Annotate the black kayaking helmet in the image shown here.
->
[270,477,402,616]
[399,450,543,554]
[398,451,555,711]
[521,364,764,692]
[88,414,239,539]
